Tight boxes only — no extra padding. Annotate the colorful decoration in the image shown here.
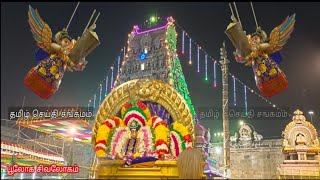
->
[170,122,193,158]
[117,56,121,76]
[105,75,109,97]
[182,31,185,55]
[189,38,192,64]
[230,14,296,97]
[165,20,196,123]
[1,141,64,164]
[16,118,91,143]
[173,21,286,112]
[110,66,114,89]
[94,99,193,163]
[205,54,208,81]
[197,46,200,72]
[139,52,147,61]
[233,76,236,106]
[99,84,102,106]
[213,61,217,88]
[244,85,248,115]
[24,5,98,99]
[95,116,124,157]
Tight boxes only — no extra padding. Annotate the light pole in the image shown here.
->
[308,111,314,124]
[220,41,230,178]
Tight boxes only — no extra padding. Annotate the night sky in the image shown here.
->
[1,2,320,138]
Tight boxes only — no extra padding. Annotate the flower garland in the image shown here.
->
[151,116,169,158]
[95,125,110,157]
[170,130,186,158]
[95,116,124,158]
[121,101,151,120]
[172,122,193,149]
[123,107,147,127]
[137,126,154,153]
[110,127,129,158]
[106,127,115,156]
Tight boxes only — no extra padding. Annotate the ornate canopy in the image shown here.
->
[282,109,319,151]
[92,78,195,145]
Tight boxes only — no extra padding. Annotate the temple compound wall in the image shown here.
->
[212,109,320,179]
[230,139,284,179]
[213,139,284,179]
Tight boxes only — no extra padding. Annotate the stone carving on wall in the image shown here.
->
[230,123,263,148]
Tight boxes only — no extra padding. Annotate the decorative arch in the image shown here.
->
[91,78,194,145]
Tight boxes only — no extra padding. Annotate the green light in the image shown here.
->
[150,16,156,23]
[205,77,208,81]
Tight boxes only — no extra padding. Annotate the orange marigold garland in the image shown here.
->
[171,122,193,149]
[152,116,169,158]
[95,116,124,157]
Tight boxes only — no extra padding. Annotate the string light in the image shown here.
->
[182,31,185,54]
[233,76,236,106]
[105,75,109,97]
[174,22,286,112]
[117,56,121,76]
[244,85,248,115]
[110,66,114,89]
[214,61,217,87]
[197,46,200,72]
[99,84,102,106]
[189,38,192,64]
[205,54,208,81]
[93,94,96,111]
[123,46,126,58]
[86,21,286,115]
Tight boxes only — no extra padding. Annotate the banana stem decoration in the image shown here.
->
[24,5,100,99]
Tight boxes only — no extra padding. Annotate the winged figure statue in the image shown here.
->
[24,5,89,99]
[233,14,296,97]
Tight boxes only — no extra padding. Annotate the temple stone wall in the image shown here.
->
[214,139,284,179]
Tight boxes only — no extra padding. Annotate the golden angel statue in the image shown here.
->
[24,5,99,99]
[226,14,296,97]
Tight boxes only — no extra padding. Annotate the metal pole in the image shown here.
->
[82,9,96,35]
[65,2,80,31]
[219,41,230,178]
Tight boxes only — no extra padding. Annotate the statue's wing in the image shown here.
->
[267,14,296,55]
[28,5,54,55]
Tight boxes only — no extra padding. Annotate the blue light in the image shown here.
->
[140,52,147,61]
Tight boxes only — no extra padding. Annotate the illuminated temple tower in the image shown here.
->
[113,17,196,122]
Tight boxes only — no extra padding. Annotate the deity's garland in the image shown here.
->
[121,101,151,120]
[95,116,124,157]
[150,116,170,158]
[172,122,192,149]
[110,127,129,158]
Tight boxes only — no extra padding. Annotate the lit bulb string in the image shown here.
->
[87,46,126,109]
[182,31,185,54]
[233,76,236,106]
[174,22,285,112]
[189,37,192,64]
[197,46,200,73]
[214,61,217,88]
